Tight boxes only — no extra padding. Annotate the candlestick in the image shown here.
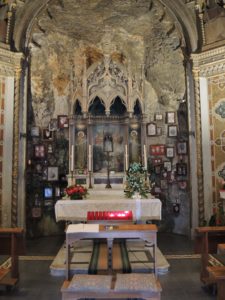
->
[88,144,92,171]
[144,144,147,170]
[125,144,128,171]
[71,145,74,172]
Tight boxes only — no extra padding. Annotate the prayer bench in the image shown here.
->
[207,266,225,300]
[0,227,25,288]
[61,273,162,300]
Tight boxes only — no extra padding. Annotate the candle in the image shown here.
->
[125,144,128,171]
[71,145,74,172]
[143,144,147,169]
[88,144,92,171]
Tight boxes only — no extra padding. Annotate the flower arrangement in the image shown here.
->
[125,162,148,198]
[65,184,88,200]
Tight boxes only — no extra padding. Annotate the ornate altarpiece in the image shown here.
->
[68,55,147,185]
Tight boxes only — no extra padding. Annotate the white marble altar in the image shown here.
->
[55,187,161,223]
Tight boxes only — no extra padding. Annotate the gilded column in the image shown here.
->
[11,63,22,227]
[193,67,205,225]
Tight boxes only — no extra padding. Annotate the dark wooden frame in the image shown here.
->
[58,115,69,129]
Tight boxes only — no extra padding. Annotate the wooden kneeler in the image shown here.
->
[61,273,162,300]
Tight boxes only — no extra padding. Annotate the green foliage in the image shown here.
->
[125,162,148,198]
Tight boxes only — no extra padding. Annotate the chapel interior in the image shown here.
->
[1,0,225,299]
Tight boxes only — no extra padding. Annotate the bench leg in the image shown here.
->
[217,279,225,300]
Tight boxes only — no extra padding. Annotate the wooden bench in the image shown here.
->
[0,227,25,287]
[195,226,225,284]
[207,266,225,300]
[61,273,162,300]
[218,244,225,254]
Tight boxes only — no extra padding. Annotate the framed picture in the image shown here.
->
[58,115,69,128]
[147,122,157,136]
[164,161,172,172]
[150,144,165,156]
[42,128,53,141]
[152,158,162,165]
[47,144,53,154]
[168,125,177,137]
[49,119,58,131]
[152,186,161,195]
[44,187,53,198]
[157,127,162,136]
[32,207,42,218]
[34,144,45,158]
[166,146,175,158]
[35,163,43,173]
[44,199,54,207]
[31,126,40,137]
[166,111,176,124]
[47,166,59,181]
[177,141,188,155]
[154,165,161,174]
[42,166,48,181]
[160,179,168,190]
[154,113,163,121]
[178,180,187,190]
[176,163,187,176]
[55,186,61,197]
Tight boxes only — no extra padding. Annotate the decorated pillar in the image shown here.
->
[192,66,205,226]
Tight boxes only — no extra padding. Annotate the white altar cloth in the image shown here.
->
[55,198,161,222]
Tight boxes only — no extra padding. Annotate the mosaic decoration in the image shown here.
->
[215,130,225,152]
[218,166,225,180]
[215,100,225,119]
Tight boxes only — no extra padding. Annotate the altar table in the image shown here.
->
[65,223,158,280]
[55,198,161,223]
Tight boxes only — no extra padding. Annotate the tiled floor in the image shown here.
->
[0,232,216,300]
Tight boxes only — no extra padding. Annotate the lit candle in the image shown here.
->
[71,145,74,172]
[88,144,92,171]
[144,144,147,169]
[125,144,128,171]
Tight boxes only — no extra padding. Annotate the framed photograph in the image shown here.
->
[47,166,58,181]
[160,179,168,190]
[157,127,162,136]
[168,125,177,137]
[35,163,43,173]
[44,187,53,198]
[147,122,157,136]
[178,180,188,190]
[44,199,54,207]
[154,113,163,121]
[166,111,176,124]
[177,141,188,155]
[154,165,162,175]
[150,144,165,156]
[42,166,48,181]
[49,119,58,131]
[32,207,42,218]
[176,163,187,176]
[58,115,69,129]
[42,128,53,141]
[55,186,61,197]
[47,144,53,154]
[31,126,40,137]
[34,144,45,158]
[166,146,175,158]
[152,186,161,195]
[152,158,162,165]
[164,161,172,172]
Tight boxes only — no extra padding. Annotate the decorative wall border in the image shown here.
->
[0,47,24,227]
[191,45,225,225]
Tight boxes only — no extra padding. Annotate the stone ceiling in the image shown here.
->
[24,0,186,125]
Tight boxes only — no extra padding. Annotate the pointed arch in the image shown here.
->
[133,99,142,116]
[110,96,127,116]
[88,96,105,115]
[74,99,82,115]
